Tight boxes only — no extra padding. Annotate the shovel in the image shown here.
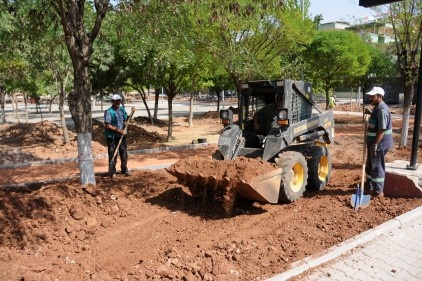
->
[109,109,135,174]
[351,184,370,210]
[351,114,371,210]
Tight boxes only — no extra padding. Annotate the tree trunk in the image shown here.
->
[188,91,194,127]
[49,98,53,113]
[68,66,96,185]
[399,83,415,147]
[0,88,5,124]
[216,91,220,112]
[77,132,96,184]
[57,0,107,185]
[167,96,173,142]
[24,94,28,123]
[324,87,330,110]
[154,89,159,119]
[10,94,20,124]
[134,86,153,125]
[59,80,70,144]
[399,107,411,148]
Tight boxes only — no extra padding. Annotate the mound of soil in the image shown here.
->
[133,116,168,127]
[0,121,104,164]
[91,118,165,150]
[195,111,221,119]
[167,156,277,182]
[167,157,279,214]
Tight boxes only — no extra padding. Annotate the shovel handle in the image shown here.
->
[111,109,135,160]
[361,115,368,192]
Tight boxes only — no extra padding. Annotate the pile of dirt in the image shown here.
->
[0,121,105,164]
[167,156,277,182]
[0,116,179,165]
[91,118,166,150]
[195,111,221,119]
[167,157,279,214]
[133,116,168,127]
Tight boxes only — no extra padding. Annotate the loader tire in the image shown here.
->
[304,146,331,191]
[275,151,308,203]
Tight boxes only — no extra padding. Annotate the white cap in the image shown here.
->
[366,87,385,96]
[111,94,122,101]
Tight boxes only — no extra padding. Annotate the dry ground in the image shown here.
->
[0,103,421,281]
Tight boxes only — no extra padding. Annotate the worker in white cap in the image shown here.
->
[364,86,393,198]
[104,94,135,178]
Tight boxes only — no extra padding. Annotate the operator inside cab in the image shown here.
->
[253,94,283,135]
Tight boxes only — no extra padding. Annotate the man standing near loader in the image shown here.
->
[364,86,393,197]
[104,94,135,178]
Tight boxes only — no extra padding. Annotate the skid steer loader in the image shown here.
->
[167,79,335,204]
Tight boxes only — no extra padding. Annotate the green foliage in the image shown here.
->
[304,30,371,95]
[359,43,396,90]
[388,0,421,87]
[192,0,315,87]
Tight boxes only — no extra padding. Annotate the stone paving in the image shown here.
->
[268,206,422,281]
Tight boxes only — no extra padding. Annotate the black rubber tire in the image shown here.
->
[304,146,332,191]
[275,151,308,203]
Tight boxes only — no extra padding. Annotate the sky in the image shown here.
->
[309,0,378,23]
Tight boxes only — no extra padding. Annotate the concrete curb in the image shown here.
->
[267,206,422,280]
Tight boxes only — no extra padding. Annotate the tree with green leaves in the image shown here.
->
[304,30,371,109]
[359,43,396,94]
[56,0,109,185]
[112,1,211,141]
[0,2,27,124]
[193,0,315,100]
[388,0,421,147]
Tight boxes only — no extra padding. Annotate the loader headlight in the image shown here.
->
[277,108,289,126]
[220,109,233,126]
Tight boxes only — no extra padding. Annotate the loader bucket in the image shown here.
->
[237,168,282,203]
[166,159,283,204]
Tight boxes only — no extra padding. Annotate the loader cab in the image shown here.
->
[238,79,313,132]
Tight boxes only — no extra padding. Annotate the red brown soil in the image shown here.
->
[1,105,422,281]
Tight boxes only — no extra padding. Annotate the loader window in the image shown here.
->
[246,95,264,121]
[255,95,266,112]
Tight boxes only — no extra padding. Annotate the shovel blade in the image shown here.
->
[351,194,371,209]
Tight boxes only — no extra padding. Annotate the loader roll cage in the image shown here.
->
[237,79,315,133]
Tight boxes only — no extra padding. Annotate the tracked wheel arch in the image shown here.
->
[275,151,308,203]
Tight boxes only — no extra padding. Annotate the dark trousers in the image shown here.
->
[365,146,388,194]
[107,136,128,174]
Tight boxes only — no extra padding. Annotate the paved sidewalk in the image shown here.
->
[268,206,422,281]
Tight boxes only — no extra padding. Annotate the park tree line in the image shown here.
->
[0,0,420,185]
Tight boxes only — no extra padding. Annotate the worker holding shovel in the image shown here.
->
[364,87,393,198]
[104,94,136,178]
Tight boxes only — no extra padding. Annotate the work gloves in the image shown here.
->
[364,108,372,115]
[369,144,378,157]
